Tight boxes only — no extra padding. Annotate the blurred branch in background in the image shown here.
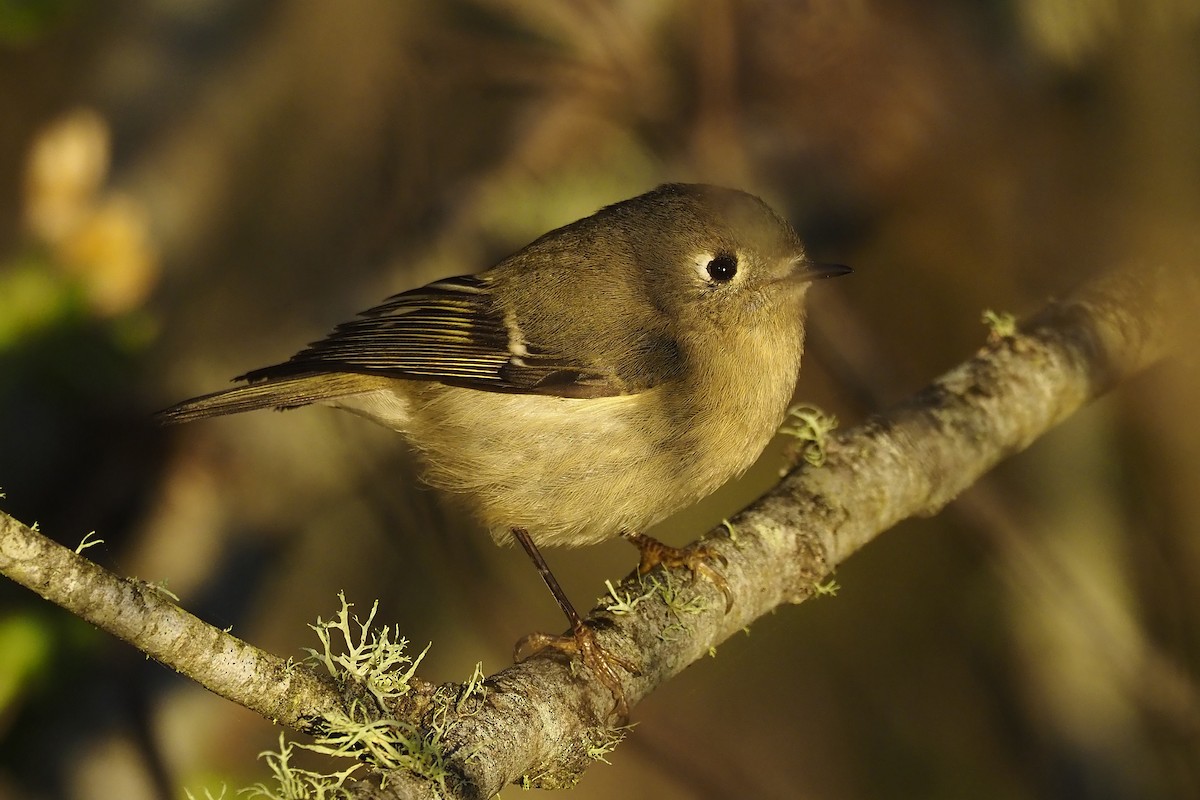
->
[2,258,1194,798]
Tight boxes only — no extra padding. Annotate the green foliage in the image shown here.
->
[0,614,53,713]
[0,0,80,50]
[0,257,85,352]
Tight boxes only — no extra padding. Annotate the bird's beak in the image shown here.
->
[792,259,852,282]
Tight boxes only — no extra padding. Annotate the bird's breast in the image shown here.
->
[396,320,805,548]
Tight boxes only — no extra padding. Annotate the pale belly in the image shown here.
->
[402,379,792,547]
[330,328,804,547]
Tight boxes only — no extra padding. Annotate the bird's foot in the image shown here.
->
[515,621,639,720]
[623,531,733,613]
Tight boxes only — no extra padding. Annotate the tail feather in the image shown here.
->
[156,373,394,424]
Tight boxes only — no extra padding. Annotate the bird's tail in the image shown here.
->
[155,373,394,424]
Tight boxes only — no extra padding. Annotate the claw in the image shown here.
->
[509,527,641,720]
[623,532,734,613]
[516,622,639,720]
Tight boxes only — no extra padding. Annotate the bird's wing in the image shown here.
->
[238,274,658,398]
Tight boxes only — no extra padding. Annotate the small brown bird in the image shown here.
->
[159,183,849,713]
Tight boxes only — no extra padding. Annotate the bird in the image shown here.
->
[158,183,850,715]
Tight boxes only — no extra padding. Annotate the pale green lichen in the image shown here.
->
[814,579,841,597]
[455,661,488,715]
[780,404,838,467]
[297,594,448,788]
[74,530,103,554]
[131,577,180,603]
[982,308,1017,340]
[241,734,359,800]
[650,571,707,619]
[519,722,636,788]
[301,701,449,793]
[303,591,429,709]
[644,572,707,641]
[187,594,449,799]
[602,578,652,616]
[584,724,633,764]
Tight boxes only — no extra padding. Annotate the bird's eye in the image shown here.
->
[706,253,738,283]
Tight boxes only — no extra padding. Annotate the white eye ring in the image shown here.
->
[692,251,740,284]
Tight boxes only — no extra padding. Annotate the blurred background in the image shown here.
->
[1,1,1198,798]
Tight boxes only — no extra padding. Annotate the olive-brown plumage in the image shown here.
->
[161,184,846,544]
[159,183,849,713]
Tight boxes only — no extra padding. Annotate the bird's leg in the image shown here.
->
[622,530,734,613]
[510,527,636,719]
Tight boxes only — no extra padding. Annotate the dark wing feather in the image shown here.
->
[239,275,625,397]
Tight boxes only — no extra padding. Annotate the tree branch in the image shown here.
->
[1,262,1193,799]
[0,513,348,733]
